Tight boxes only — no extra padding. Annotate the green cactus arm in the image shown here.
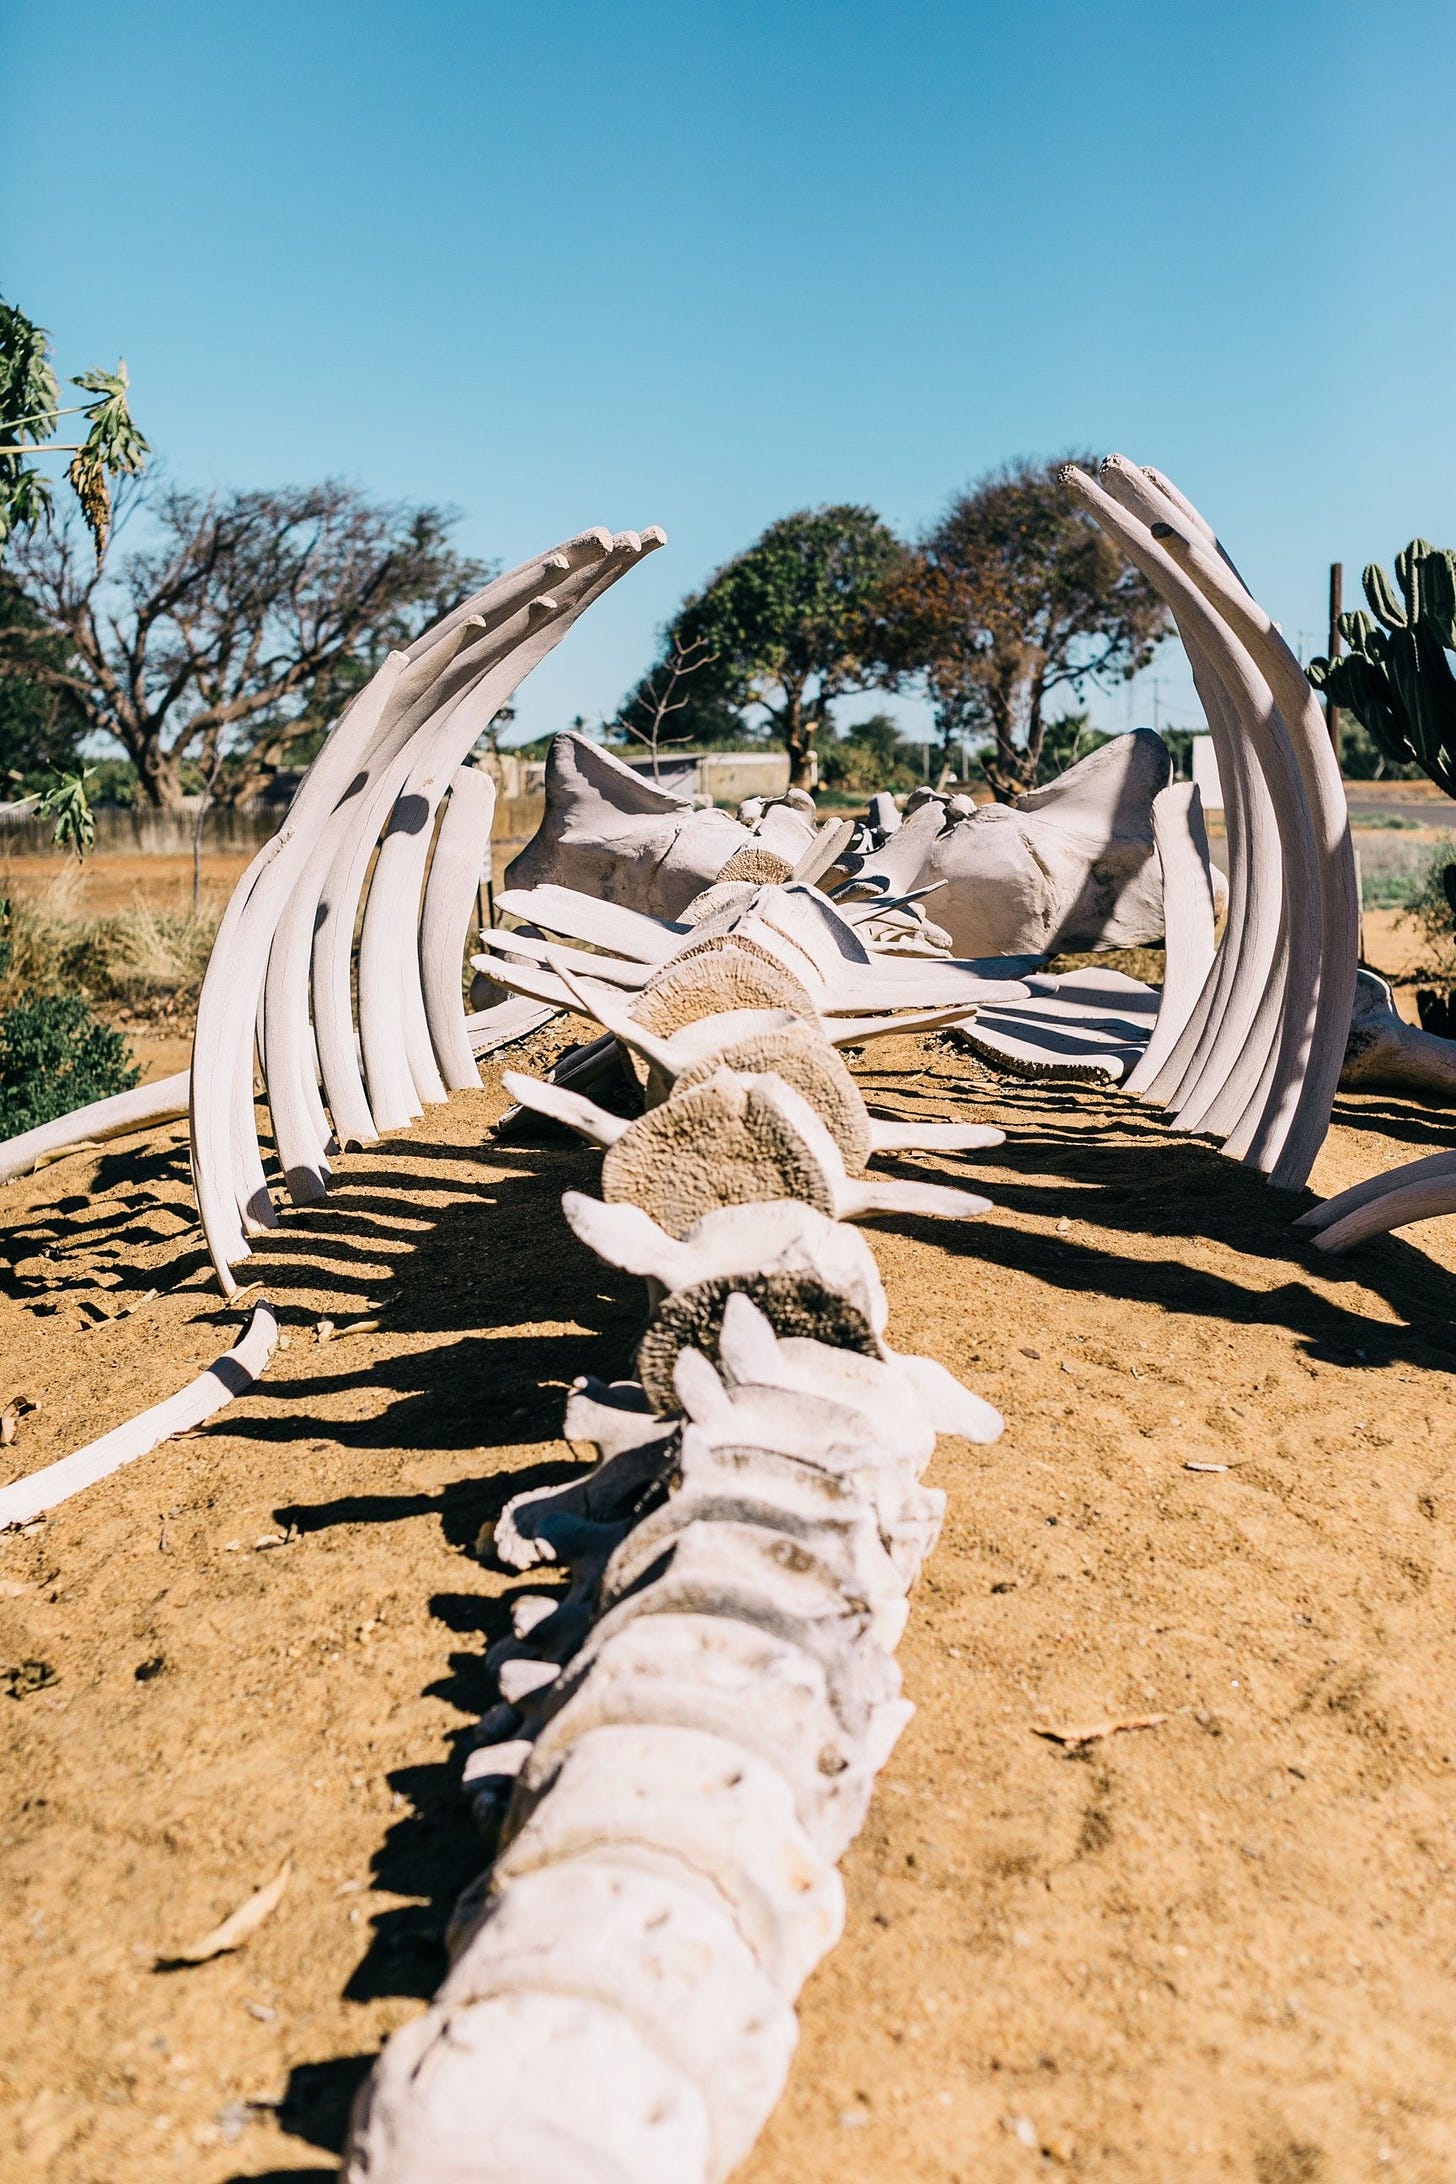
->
[1419,548,1456,650]
[1338,607,1380,656]
[1363,559,1407,630]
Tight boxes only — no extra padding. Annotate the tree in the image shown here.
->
[647,505,908,789]
[1,296,148,557]
[608,632,716,779]
[0,574,88,790]
[868,457,1171,801]
[0,480,491,807]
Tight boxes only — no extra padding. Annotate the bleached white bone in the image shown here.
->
[506,732,754,918]
[1338,969,1456,1105]
[0,1068,191,1186]
[606,1422,908,1648]
[953,966,1158,1082]
[418,760,498,1091]
[343,1985,713,2184]
[1123,781,1218,1096]
[579,1529,909,1767]
[839,731,1190,957]
[560,1191,890,1336]
[521,1618,875,1861]
[540,946,1005,1167]
[0,1306,277,1530]
[494,1722,844,1995]
[436,1859,797,2182]
[505,1066,993,1233]
[192,527,649,1284]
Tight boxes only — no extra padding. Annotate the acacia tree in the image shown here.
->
[1,480,490,807]
[870,457,1171,801]
[649,505,908,789]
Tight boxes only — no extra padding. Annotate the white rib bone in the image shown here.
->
[1123,781,1218,1096]
[0,1068,190,1185]
[0,1306,277,1529]
[419,762,496,1091]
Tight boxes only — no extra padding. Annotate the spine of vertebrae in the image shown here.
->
[343,918,1007,2182]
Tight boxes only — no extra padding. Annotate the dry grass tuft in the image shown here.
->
[0,869,222,1019]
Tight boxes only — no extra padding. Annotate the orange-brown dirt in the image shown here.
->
[2,1012,1455,2183]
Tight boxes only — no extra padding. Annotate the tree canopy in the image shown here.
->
[0,480,491,807]
[640,505,907,787]
[869,457,1171,800]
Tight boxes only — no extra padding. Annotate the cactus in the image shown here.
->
[1308,538,1456,797]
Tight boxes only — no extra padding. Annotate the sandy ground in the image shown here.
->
[1,1014,1455,2183]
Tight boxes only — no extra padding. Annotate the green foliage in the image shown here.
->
[1308,540,1456,797]
[1034,712,1111,783]
[1336,715,1423,781]
[1395,834,1456,974]
[646,506,907,784]
[0,899,11,982]
[0,573,87,788]
[819,712,920,794]
[0,990,138,1135]
[869,457,1171,801]
[35,766,95,859]
[4,480,489,807]
[0,297,148,556]
[82,756,140,806]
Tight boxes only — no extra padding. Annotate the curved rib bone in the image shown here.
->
[0,1306,277,1530]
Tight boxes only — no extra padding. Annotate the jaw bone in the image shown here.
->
[504,731,820,920]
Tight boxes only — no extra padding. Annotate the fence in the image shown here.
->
[0,746,795,860]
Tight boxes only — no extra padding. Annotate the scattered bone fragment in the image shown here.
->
[1031,1714,1169,1750]
[159,1858,292,1967]
[1339,969,1456,1104]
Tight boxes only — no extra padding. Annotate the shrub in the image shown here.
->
[820,713,920,794]
[0,990,138,1136]
[1395,835,1456,977]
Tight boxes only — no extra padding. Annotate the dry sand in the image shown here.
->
[1,1020,1455,2184]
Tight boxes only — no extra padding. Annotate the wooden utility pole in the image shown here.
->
[1326,561,1343,762]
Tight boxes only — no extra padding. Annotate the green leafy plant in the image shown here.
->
[1308,541,1456,797]
[0,990,138,1135]
[0,297,148,557]
[35,766,95,859]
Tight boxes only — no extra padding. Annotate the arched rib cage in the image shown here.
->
[1063,460,1358,1193]
[188,528,667,1292]
[342,914,1009,2182]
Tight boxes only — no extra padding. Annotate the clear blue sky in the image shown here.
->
[4,0,1454,751]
